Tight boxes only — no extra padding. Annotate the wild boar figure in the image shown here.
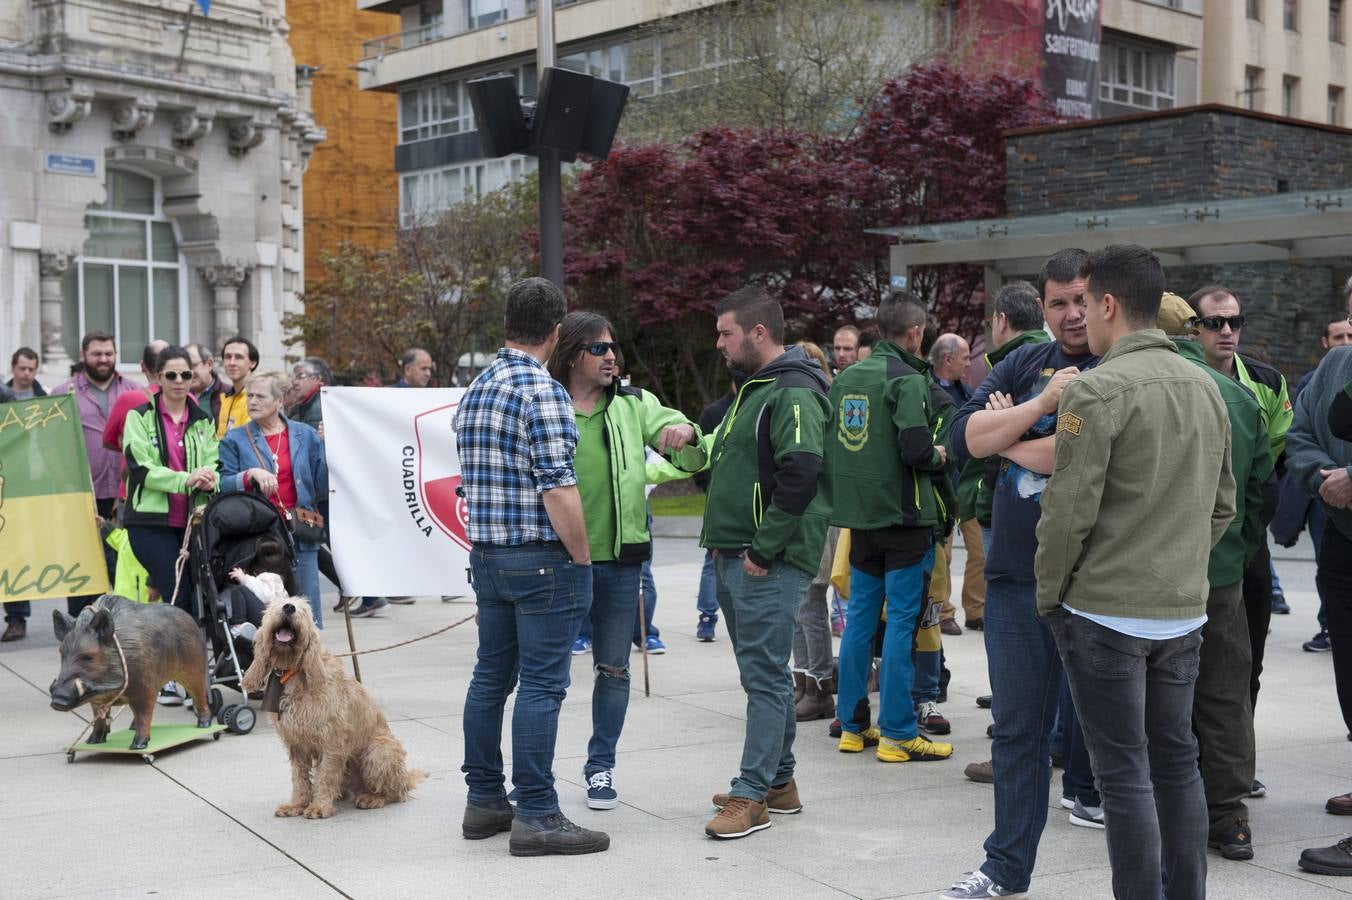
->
[51,594,211,750]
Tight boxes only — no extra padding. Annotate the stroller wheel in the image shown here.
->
[218,703,235,726]
[208,688,224,716]
[225,705,257,735]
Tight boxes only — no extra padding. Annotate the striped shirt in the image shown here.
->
[453,347,578,545]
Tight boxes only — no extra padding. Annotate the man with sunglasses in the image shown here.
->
[1187,287,1291,783]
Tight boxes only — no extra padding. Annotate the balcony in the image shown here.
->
[363,22,449,59]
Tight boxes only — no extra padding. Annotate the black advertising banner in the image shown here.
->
[1042,0,1101,119]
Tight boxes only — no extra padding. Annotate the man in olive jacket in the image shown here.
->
[700,286,831,841]
[1036,245,1234,900]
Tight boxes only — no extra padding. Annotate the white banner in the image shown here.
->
[322,386,473,596]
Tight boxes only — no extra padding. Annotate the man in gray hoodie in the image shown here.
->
[1290,343,1352,877]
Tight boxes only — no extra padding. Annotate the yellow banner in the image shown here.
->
[0,492,109,602]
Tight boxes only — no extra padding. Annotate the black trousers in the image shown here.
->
[67,497,118,616]
[1319,524,1352,734]
[1241,542,1273,709]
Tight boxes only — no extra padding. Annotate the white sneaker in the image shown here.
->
[1059,796,1076,810]
[941,871,1028,899]
[157,681,185,706]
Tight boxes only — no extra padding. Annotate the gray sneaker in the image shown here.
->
[1069,799,1105,829]
[350,597,389,618]
[941,871,1027,899]
[462,801,514,839]
[509,812,610,857]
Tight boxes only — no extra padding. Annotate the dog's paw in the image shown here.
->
[275,803,307,818]
[354,793,387,810]
[303,802,335,819]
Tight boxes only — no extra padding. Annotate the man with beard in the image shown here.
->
[52,330,143,615]
[700,286,831,840]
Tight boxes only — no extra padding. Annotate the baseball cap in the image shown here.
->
[1157,292,1195,337]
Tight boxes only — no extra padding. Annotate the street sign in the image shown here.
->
[44,153,97,177]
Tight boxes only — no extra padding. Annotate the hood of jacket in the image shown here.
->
[749,345,831,392]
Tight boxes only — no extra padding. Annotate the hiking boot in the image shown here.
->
[704,796,770,839]
[696,614,718,642]
[795,678,835,722]
[793,671,807,704]
[462,800,514,839]
[942,870,1028,898]
[838,726,880,753]
[877,734,953,762]
[1209,819,1254,860]
[508,812,610,856]
[1299,836,1352,875]
[1306,630,1332,652]
[1,620,26,642]
[916,701,951,735]
[713,778,801,815]
[965,760,994,783]
[1069,800,1105,830]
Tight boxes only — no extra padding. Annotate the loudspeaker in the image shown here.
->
[465,75,530,157]
[578,77,629,160]
[533,66,592,154]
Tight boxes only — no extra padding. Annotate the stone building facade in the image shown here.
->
[0,0,323,381]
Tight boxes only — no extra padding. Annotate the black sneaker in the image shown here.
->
[1209,819,1254,860]
[462,800,514,840]
[1300,836,1352,875]
[976,694,992,709]
[1250,778,1267,798]
[509,812,610,856]
[1306,631,1333,652]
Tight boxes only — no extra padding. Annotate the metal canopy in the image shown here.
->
[879,189,1352,279]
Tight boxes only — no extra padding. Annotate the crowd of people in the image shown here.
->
[450,254,1352,898]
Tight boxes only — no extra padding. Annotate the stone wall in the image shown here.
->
[1006,108,1352,216]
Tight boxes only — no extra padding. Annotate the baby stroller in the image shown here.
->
[189,491,298,735]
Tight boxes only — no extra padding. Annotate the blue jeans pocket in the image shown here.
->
[498,566,560,615]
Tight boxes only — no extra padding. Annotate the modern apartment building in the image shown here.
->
[354,0,1352,226]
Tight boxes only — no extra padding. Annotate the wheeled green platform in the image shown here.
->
[67,723,226,764]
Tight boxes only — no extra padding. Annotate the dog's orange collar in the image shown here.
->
[278,667,299,685]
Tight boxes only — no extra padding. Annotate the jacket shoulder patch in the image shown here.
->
[837,394,869,451]
[1057,412,1084,436]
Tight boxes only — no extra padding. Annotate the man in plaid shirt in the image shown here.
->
[454,277,606,857]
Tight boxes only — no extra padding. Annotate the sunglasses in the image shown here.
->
[160,370,192,381]
[1196,315,1246,331]
[584,341,619,357]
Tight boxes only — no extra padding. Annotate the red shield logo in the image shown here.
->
[412,402,470,550]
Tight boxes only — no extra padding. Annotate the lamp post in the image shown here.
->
[537,0,564,287]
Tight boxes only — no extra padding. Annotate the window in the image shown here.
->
[1244,66,1264,110]
[1285,0,1299,29]
[1283,75,1300,116]
[399,80,472,142]
[418,0,443,27]
[399,157,538,226]
[1334,0,1344,41]
[62,170,184,364]
[1332,86,1345,125]
[1099,40,1176,110]
[465,0,506,29]
[1248,0,1262,20]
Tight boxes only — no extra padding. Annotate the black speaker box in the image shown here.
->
[533,66,592,154]
[465,75,530,157]
[579,77,630,160]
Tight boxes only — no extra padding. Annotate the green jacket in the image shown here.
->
[1234,353,1292,465]
[575,383,706,564]
[956,329,1052,525]
[122,394,219,527]
[700,346,831,576]
[1034,330,1236,619]
[1176,339,1273,586]
[823,341,947,532]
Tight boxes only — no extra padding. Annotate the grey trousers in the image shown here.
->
[793,526,837,683]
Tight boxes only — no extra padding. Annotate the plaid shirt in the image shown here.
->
[453,347,578,545]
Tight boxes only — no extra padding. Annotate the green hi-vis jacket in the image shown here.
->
[699,346,832,576]
[1035,330,1236,620]
[823,341,948,533]
[956,329,1051,525]
[1176,339,1273,586]
[1234,353,1292,466]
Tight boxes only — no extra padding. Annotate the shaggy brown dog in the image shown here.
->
[242,599,427,819]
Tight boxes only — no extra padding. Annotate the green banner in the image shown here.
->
[0,395,110,602]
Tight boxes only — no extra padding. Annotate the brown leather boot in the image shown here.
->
[795,677,835,722]
[793,670,806,704]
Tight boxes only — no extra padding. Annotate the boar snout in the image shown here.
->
[50,678,80,711]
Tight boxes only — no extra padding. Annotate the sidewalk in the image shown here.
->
[2,536,1349,899]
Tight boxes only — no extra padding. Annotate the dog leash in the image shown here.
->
[329,612,476,659]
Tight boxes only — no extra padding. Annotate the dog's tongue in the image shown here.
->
[276,628,295,644]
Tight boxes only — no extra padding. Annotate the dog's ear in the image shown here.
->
[298,635,328,685]
[241,632,269,693]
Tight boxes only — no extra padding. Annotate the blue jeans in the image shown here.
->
[715,554,811,800]
[1057,674,1100,807]
[585,561,642,776]
[911,649,941,704]
[294,544,321,628]
[127,525,195,615]
[697,549,719,617]
[1048,609,1208,900]
[979,577,1061,893]
[462,543,591,817]
[838,538,934,741]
